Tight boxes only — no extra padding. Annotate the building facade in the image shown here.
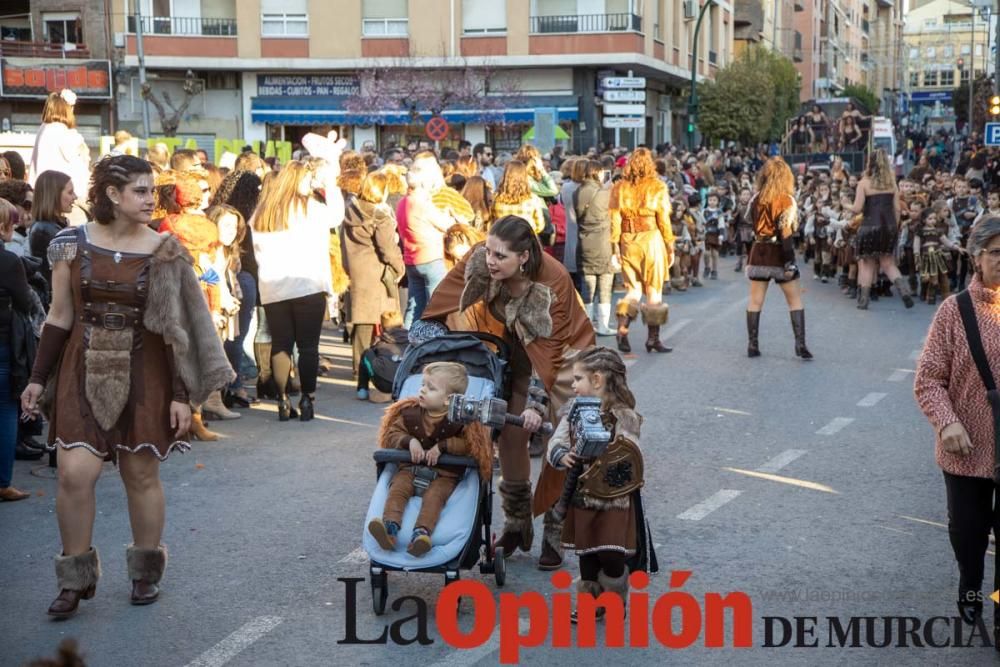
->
[102,0,734,154]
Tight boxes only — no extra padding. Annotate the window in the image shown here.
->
[923,69,937,86]
[262,0,307,36]
[923,18,937,27]
[654,0,662,40]
[940,69,954,86]
[943,45,953,58]
[961,44,971,55]
[961,68,970,82]
[909,47,918,59]
[925,46,935,58]
[910,71,920,87]
[43,12,83,45]
[975,44,983,57]
[533,0,577,16]
[363,0,408,36]
[463,0,506,34]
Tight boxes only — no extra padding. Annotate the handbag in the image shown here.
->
[956,290,1000,483]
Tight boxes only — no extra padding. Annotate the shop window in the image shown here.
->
[262,0,308,36]
[910,71,919,87]
[923,70,937,86]
[364,0,408,36]
[939,69,954,87]
[463,0,506,34]
[43,12,83,45]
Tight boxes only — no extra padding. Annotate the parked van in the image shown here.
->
[871,117,896,156]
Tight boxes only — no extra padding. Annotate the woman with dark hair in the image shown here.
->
[19,155,233,617]
[416,215,595,571]
[915,215,1000,633]
[28,170,74,290]
[807,104,830,152]
[461,175,493,232]
[785,117,814,154]
[841,116,864,152]
[744,157,812,359]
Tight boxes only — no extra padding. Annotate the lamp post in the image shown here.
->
[687,0,717,151]
[134,3,151,137]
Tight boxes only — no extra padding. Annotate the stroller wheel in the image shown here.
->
[494,548,506,587]
[371,572,388,616]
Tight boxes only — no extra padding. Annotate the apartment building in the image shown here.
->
[734,0,796,58]
[904,0,993,124]
[103,0,735,152]
[793,0,868,102]
[0,0,114,144]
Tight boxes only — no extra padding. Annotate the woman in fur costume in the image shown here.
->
[417,215,595,571]
[609,148,675,354]
[20,156,234,618]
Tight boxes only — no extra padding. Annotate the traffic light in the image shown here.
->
[990,94,1000,116]
[688,122,695,133]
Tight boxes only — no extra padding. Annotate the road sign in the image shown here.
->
[532,107,557,153]
[603,116,645,129]
[425,116,449,142]
[603,89,646,102]
[986,122,1000,146]
[601,76,646,89]
[603,103,645,116]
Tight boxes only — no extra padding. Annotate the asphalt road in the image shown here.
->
[2,258,990,666]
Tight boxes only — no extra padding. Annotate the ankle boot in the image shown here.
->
[746,310,761,357]
[537,509,564,570]
[278,396,299,421]
[202,390,241,420]
[641,303,671,353]
[298,394,314,422]
[846,279,858,299]
[615,300,638,353]
[127,544,166,605]
[188,413,219,441]
[493,480,533,557]
[893,277,915,309]
[49,547,100,618]
[597,570,630,621]
[734,255,745,272]
[571,579,605,624]
[789,310,813,360]
[856,286,870,310]
[594,304,615,336]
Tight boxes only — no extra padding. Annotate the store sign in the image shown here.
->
[256,74,360,97]
[0,59,112,99]
[603,89,646,102]
[603,116,645,129]
[601,76,646,89]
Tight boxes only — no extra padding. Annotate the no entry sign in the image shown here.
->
[425,116,449,142]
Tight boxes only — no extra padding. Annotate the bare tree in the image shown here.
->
[141,70,204,137]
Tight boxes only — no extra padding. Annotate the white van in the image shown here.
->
[871,117,896,156]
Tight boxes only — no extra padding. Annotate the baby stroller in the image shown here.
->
[364,331,510,615]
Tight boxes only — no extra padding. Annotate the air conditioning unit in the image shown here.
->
[684,0,697,20]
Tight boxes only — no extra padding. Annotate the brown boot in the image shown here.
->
[493,480,533,557]
[571,579,605,624]
[48,547,101,618]
[537,509,564,570]
[0,486,30,501]
[188,413,219,441]
[641,303,671,353]
[597,570,630,621]
[127,545,167,605]
[615,300,638,354]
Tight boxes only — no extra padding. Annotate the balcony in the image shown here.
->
[794,0,804,10]
[876,0,892,6]
[862,19,869,33]
[793,30,803,62]
[0,40,91,58]
[529,13,642,34]
[126,15,237,36]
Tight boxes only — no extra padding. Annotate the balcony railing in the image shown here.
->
[0,40,91,58]
[529,13,642,34]
[126,15,237,36]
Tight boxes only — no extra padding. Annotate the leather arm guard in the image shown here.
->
[29,323,70,386]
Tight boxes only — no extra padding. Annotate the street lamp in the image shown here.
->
[687,0,718,150]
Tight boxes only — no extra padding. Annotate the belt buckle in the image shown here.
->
[102,312,127,330]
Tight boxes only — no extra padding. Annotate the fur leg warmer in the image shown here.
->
[127,545,167,584]
[615,299,639,320]
[598,570,630,608]
[640,303,669,326]
[55,547,101,592]
[542,508,564,554]
[499,479,534,550]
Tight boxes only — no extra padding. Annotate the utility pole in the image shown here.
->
[970,8,975,136]
[135,3,151,137]
[687,0,717,151]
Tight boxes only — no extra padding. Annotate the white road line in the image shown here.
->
[856,392,887,408]
[185,616,284,667]
[815,417,854,436]
[676,490,743,521]
[756,449,807,473]
[712,406,753,416]
[338,547,368,564]
[887,369,915,382]
[430,618,531,667]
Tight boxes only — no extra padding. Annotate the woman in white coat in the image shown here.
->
[28,90,91,212]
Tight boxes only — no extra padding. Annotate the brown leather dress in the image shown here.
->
[47,227,189,462]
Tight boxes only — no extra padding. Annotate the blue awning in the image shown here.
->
[250,95,579,125]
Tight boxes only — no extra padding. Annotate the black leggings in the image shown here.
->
[263,292,327,396]
[579,551,626,582]
[943,470,1000,597]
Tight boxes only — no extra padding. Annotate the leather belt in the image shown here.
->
[621,217,656,234]
[80,303,143,330]
[754,235,781,243]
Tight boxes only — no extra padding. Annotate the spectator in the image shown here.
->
[492,161,548,236]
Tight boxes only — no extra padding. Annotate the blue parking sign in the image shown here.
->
[987,123,1000,146]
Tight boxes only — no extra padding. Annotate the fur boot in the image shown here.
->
[597,570,630,619]
[640,303,671,353]
[537,509,564,571]
[127,544,167,605]
[893,277,915,309]
[48,547,101,617]
[615,299,639,353]
[571,579,606,624]
[494,479,533,555]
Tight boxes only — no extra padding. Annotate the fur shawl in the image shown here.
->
[459,245,553,345]
[143,234,236,404]
[378,397,493,481]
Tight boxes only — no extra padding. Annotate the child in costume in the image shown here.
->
[546,346,645,621]
[369,362,491,556]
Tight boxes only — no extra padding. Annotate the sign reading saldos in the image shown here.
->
[256,74,360,97]
[0,59,112,99]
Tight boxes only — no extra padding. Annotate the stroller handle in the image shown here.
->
[373,449,480,469]
[467,332,511,362]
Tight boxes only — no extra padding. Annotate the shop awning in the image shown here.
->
[250,95,579,125]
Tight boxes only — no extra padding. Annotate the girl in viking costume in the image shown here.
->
[416,215,595,570]
[608,148,675,354]
[20,155,234,618]
[546,346,645,621]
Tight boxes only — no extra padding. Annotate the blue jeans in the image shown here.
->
[404,260,447,329]
[0,344,17,488]
[224,271,257,389]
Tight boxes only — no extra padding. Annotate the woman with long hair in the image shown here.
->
[609,148,675,354]
[785,117,814,154]
[443,223,484,270]
[807,104,830,152]
[28,90,90,203]
[574,159,615,336]
[492,161,548,235]
[744,157,812,359]
[416,215,595,570]
[20,155,232,616]
[461,175,493,232]
[515,144,559,198]
[252,158,345,422]
[841,116,864,152]
[850,148,915,310]
[28,170,74,291]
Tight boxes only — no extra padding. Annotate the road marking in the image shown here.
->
[896,514,947,529]
[430,618,531,667]
[909,349,922,361]
[879,525,913,536]
[185,616,284,667]
[815,417,854,436]
[723,468,838,494]
[664,318,692,338]
[887,369,915,382]
[856,392,887,407]
[756,449,807,473]
[712,406,752,416]
[677,489,743,521]
[338,547,369,564]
